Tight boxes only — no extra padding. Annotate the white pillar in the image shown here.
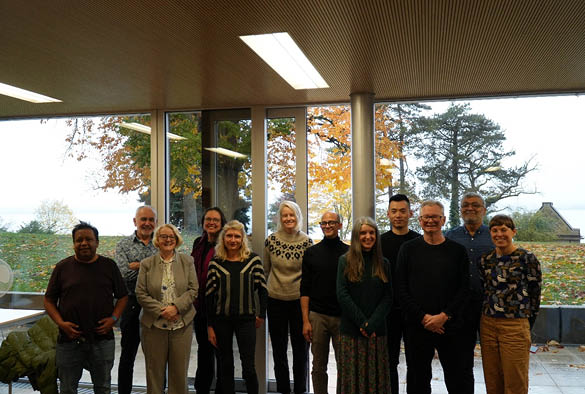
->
[350,92,375,222]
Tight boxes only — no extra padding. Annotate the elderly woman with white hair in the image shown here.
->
[136,224,198,394]
[264,200,313,394]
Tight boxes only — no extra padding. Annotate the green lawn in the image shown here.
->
[1,233,584,305]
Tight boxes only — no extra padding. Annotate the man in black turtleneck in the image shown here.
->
[300,211,348,394]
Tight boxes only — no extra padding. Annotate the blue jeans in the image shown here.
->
[56,339,115,394]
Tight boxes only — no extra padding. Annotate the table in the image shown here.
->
[0,309,45,328]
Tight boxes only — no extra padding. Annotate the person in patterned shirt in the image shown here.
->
[479,214,542,394]
[115,206,158,394]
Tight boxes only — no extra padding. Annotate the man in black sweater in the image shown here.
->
[300,211,349,394]
[397,200,471,394]
[381,194,420,394]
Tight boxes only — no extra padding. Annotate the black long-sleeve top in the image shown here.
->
[396,237,470,329]
[300,236,349,316]
[380,229,420,308]
[205,253,267,324]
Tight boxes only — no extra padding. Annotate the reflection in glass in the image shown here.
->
[215,120,252,232]
[266,117,297,232]
[167,112,203,251]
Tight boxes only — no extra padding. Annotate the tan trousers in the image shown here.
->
[480,315,531,394]
[141,322,193,394]
[309,311,340,394]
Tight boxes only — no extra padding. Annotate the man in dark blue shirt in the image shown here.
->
[445,192,494,393]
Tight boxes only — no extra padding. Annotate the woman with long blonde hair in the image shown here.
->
[206,220,267,394]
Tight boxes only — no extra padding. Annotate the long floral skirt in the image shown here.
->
[337,334,390,394]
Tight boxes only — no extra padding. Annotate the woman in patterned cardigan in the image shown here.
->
[264,200,313,394]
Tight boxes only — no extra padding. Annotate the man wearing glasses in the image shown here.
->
[397,200,471,394]
[380,194,420,394]
[300,211,348,394]
[445,192,494,392]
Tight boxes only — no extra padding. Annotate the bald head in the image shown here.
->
[320,211,342,239]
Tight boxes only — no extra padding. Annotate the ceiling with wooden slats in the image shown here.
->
[2,0,585,118]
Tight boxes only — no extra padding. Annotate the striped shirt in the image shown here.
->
[206,253,267,323]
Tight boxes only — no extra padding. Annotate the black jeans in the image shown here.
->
[117,295,141,394]
[387,308,409,394]
[267,297,308,394]
[194,312,222,394]
[214,316,258,394]
[404,323,471,394]
[461,298,482,393]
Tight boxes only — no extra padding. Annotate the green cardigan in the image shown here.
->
[336,252,392,337]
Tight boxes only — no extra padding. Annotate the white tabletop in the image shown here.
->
[0,308,45,327]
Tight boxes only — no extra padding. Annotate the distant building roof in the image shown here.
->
[537,202,582,243]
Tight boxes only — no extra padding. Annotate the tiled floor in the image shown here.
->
[1,331,584,393]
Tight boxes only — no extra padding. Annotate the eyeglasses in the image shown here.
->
[462,203,484,209]
[159,234,176,240]
[204,217,221,223]
[420,215,443,222]
[319,221,339,227]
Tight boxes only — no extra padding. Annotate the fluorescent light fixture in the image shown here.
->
[0,82,61,103]
[205,147,248,159]
[379,158,392,166]
[118,122,187,141]
[484,166,502,172]
[239,32,329,90]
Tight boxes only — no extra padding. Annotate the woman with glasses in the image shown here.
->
[136,224,198,394]
[206,220,267,394]
[191,207,227,394]
[337,217,392,394]
[264,200,313,394]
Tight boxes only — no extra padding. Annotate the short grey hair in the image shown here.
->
[460,192,485,207]
[135,205,158,221]
[276,200,302,232]
[419,200,444,215]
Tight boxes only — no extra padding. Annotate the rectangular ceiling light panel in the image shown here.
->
[240,32,329,90]
[0,82,62,103]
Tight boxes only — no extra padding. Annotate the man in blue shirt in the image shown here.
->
[445,192,494,393]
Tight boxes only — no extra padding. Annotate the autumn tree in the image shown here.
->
[65,107,401,239]
[34,199,77,234]
[375,103,430,196]
[411,103,537,228]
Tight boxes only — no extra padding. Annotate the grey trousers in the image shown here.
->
[141,322,193,394]
[309,311,340,394]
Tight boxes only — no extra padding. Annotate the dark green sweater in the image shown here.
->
[336,252,392,337]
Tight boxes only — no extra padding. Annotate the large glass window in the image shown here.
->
[266,116,297,232]
[215,119,252,230]
[375,97,585,305]
[307,105,352,241]
[167,111,203,252]
[0,114,151,386]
